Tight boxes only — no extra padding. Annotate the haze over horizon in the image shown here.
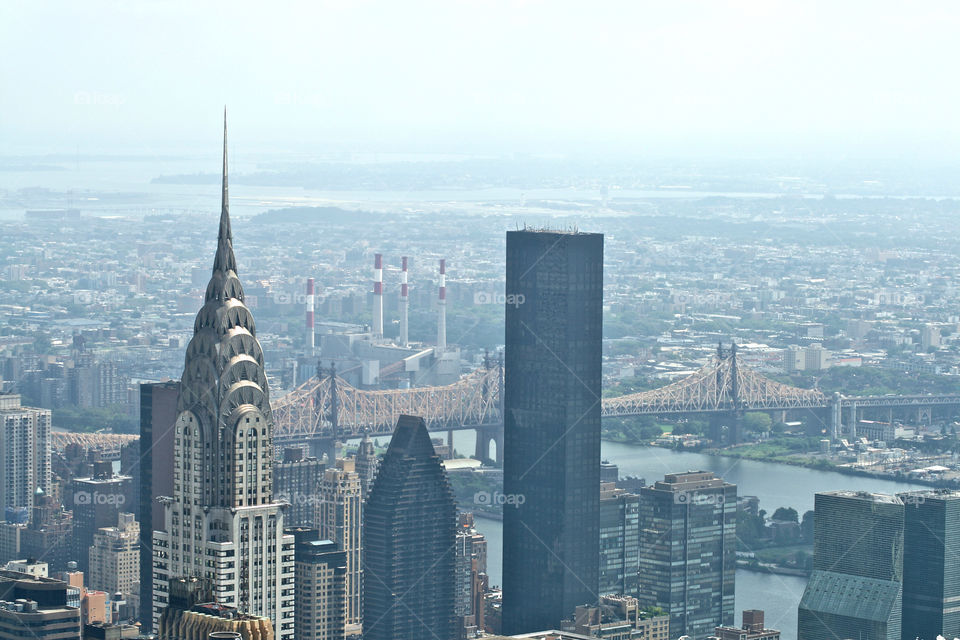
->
[3,0,960,159]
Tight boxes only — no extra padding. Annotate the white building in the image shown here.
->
[152,122,295,639]
[0,394,51,512]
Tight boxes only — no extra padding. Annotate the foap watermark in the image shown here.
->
[474,491,525,507]
[73,91,126,107]
[674,490,725,506]
[277,491,321,506]
[74,491,126,506]
[474,291,525,308]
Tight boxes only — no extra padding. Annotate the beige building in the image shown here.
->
[157,606,274,640]
[318,459,363,631]
[89,512,139,617]
[293,531,346,640]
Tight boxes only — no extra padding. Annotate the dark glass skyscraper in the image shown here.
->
[502,229,603,634]
[899,490,960,640]
[362,415,456,640]
[138,380,178,632]
[638,471,737,640]
[798,491,904,640]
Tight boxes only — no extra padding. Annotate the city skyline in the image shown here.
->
[4,2,960,633]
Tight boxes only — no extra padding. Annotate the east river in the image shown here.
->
[460,439,930,640]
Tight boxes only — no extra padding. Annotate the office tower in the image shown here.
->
[353,434,379,500]
[138,380,178,632]
[638,471,737,639]
[899,490,960,640]
[798,491,904,640]
[317,458,362,631]
[599,482,640,597]
[455,513,488,638]
[363,415,456,640]
[275,447,325,528]
[70,462,133,575]
[156,577,274,640]
[88,512,140,619]
[0,394,51,511]
[502,229,604,634]
[292,528,346,640]
[0,569,81,640]
[151,117,295,639]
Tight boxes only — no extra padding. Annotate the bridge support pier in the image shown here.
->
[709,412,742,446]
[918,406,932,426]
[306,437,340,464]
[474,425,503,466]
[830,394,842,441]
[849,402,858,440]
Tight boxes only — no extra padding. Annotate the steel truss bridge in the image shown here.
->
[271,345,960,446]
[47,347,960,455]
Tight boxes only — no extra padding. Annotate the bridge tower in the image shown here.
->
[308,360,340,463]
[473,350,504,465]
[709,343,743,446]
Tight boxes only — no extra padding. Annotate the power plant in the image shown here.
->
[300,254,460,390]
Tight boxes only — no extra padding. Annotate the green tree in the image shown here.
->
[743,412,772,433]
[772,506,799,523]
[801,510,815,541]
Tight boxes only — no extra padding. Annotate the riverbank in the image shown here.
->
[611,438,959,490]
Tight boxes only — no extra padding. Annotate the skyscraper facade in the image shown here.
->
[317,458,362,631]
[88,512,140,619]
[363,415,456,640]
[638,471,737,640]
[353,434,379,500]
[455,513,488,638]
[0,394,50,512]
[899,490,960,640]
[275,447,325,528]
[70,463,133,576]
[502,229,603,634]
[151,117,295,639]
[138,380,178,632]
[798,491,904,640]
[599,482,640,598]
[292,528,347,640]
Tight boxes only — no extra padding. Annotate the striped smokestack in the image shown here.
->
[373,253,384,338]
[306,278,315,356]
[437,258,446,352]
[400,256,409,347]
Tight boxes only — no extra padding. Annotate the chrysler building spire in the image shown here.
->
[214,107,237,275]
[153,115,295,638]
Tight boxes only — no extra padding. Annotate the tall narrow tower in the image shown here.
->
[151,113,295,639]
[372,254,383,338]
[399,256,409,347]
[437,259,446,352]
[317,458,363,632]
[502,229,603,634]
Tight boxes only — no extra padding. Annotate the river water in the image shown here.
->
[460,439,930,640]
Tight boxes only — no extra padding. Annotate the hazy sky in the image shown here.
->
[3,0,959,156]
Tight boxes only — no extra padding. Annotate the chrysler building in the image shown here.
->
[152,114,295,638]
